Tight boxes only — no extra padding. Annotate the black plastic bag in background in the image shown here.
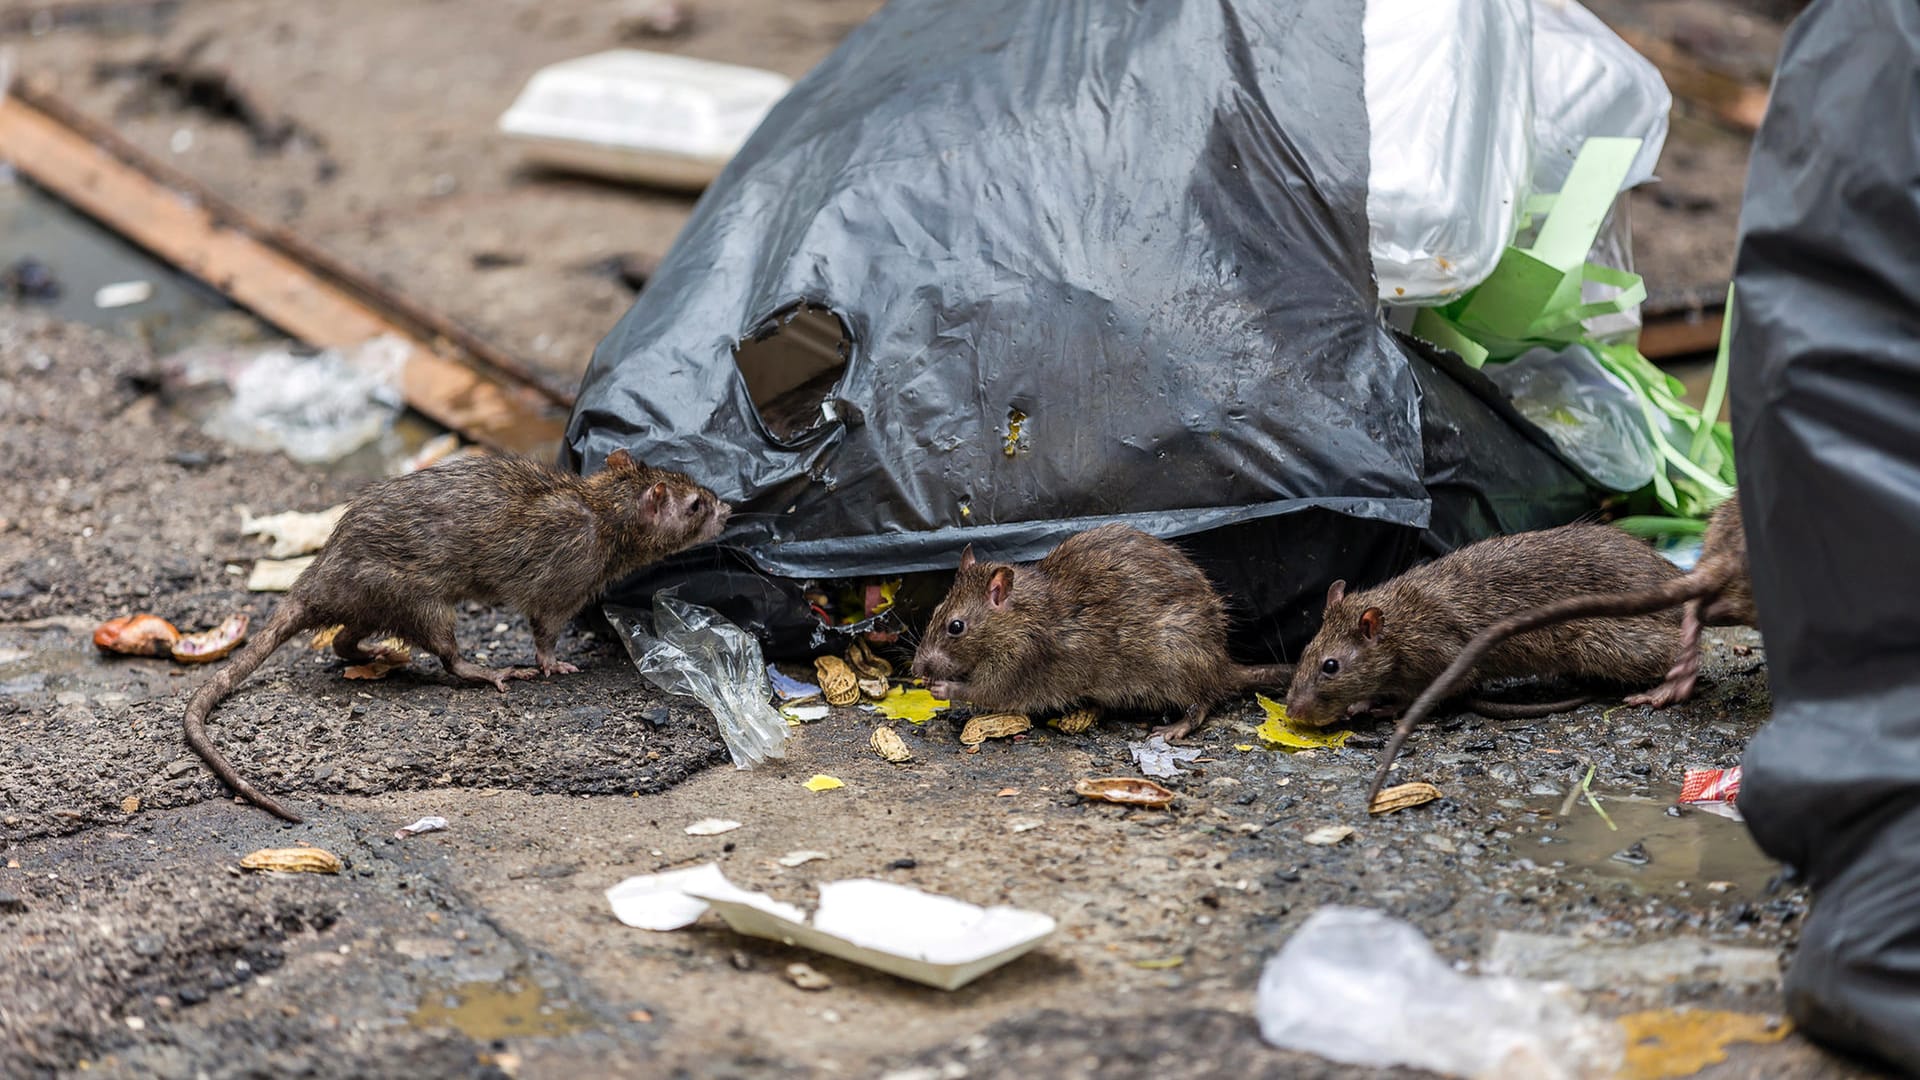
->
[565,0,1593,658]
[1731,0,1920,1069]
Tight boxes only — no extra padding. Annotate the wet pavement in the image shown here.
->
[0,309,1880,1078]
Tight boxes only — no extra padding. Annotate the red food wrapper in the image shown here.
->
[1679,766,1743,803]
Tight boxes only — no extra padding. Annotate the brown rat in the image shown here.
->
[1286,523,1686,737]
[1366,496,1753,803]
[185,449,729,822]
[908,523,1292,740]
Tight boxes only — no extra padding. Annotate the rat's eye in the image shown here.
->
[947,619,966,637]
[1321,658,1340,676]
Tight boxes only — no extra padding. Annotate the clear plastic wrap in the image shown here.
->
[605,592,790,768]
[1481,343,1658,492]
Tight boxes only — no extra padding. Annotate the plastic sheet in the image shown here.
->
[1364,0,1534,306]
[605,592,789,768]
[1730,2,1920,1069]
[202,337,407,464]
[1256,907,1622,1078]
[1483,344,1658,492]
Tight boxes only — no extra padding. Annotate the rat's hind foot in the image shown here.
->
[1151,704,1208,742]
[1625,644,1703,709]
[539,659,581,677]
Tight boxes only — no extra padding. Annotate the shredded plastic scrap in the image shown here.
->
[606,592,790,768]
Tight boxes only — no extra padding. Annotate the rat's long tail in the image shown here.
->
[1365,558,1739,805]
[184,596,314,822]
[1231,663,1296,694]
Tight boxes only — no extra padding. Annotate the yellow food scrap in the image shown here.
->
[1617,1009,1791,1080]
[803,775,845,792]
[1255,694,1352,750]
[874,687,948,724]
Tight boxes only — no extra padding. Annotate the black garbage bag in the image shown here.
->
[564,0,1592,658]
[1731,1,1920,1070]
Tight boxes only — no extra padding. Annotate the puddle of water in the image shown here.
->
[1531,786,1777,899]
[409,978,598,1041]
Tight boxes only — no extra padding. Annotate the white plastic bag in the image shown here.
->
[1364,0,1535,306]
[1482,343,1659,492]
[1256,907,1622,1079]
[1529,0,1671,197]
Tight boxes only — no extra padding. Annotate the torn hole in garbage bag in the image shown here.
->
[734,303,856,444]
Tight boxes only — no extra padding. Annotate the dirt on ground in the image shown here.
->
[0,312,1879,1078]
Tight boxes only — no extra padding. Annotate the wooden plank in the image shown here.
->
[0,92,567,456]
[1640,308,1725,360]
[1615,29,1771,134]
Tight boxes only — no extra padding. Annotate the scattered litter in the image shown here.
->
[1302,825,1355,846]
[1256,907,1622,1078]
[606,592,790,768]
[605,863,1054,990]
[684,819,742,836]
[238,503,347,558]
[766,664,821,702]
[247,556,314,592]
[394,816,449,839]
[803,775,844,792]
[1128,734,1201,778]
[1484,933,1780,993]
[1616,1009,1790,1080]
[813,655,861,706]
[869,726,913,763]
[170,614,248,663]
[1073,777,1176,809]
[402,432,465,473]
[92,279,153,309]
[1679,766,1742,804]
[120,796,140,815]
[858,674,891,700]
[960,712,1031,747]
[607,862,733,930]
[781,704,829,723]
[1254,695,1353,750]
[617,0,693,40]
[1580,764,1619,831]
[1134,956,1185,970]
[1051,708,1097,734]
[874,687,947,724]
[995,788,1019,798]
[499,50,794,190]
[1234,743,1256,752]
[343,639,412,680]
[786,962,833,991]
[1368,781,1442,815]
[93,613,181,656]
[1008,820,1043,834]
[202,338,409,465]
[239,847,343,875]
[777,851,829,868]
[845,637,894,679]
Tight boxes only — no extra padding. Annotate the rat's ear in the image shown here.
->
[1358,606,1383,642]
[639,481,668,519]
[987,567,1014,609]
[1325,580,1347,608]
[605,448,640,471]
[958,544,976,571]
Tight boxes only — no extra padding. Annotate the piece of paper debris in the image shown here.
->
[1255,695,1353,750]
[1009,819,1043,833]
[767,663,822,702]
[238,503,347,558]
[787,962,833,990]
[394,816,449,839]
[874,687,948,724]
[777,850,829,868]
[247,556,314,592]
[606,862,733,930]
[781,704,829,723]
[685,818,742,836]
[93,280,153,309]
[1616,1009,1791,1080]
[1128,734,1202,778]
[995,788,1019,797]
[803,775,844,792]
[1302,825,1355,846]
